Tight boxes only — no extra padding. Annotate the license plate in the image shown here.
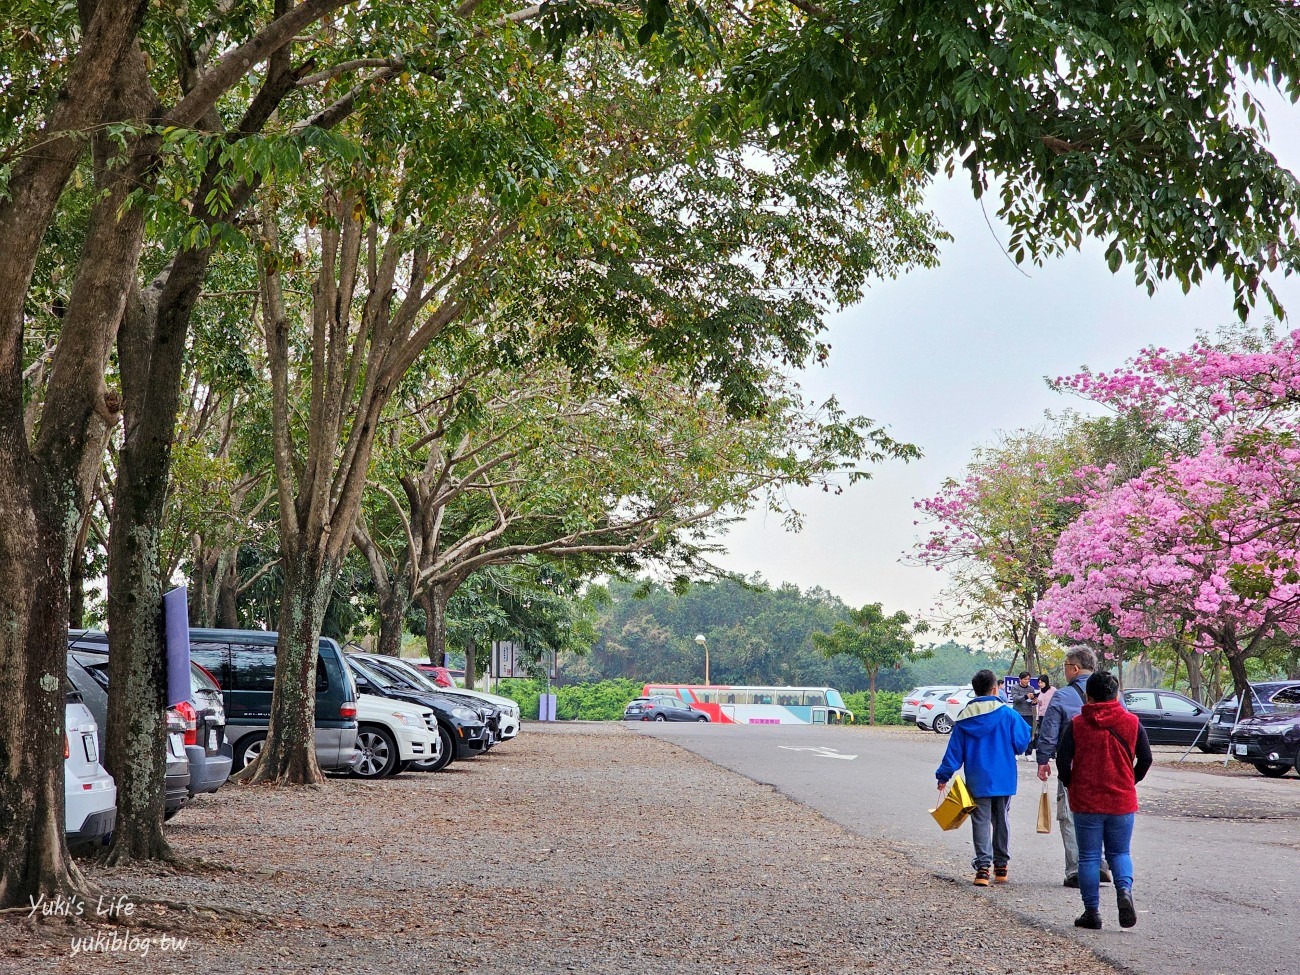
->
[1234,743,1248,755]
[82,735,97,764]
[208,729,220,751]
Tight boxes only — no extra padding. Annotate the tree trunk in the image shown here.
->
[422,584,450,667]
[376,576,412,657]
[867,669,877,726]
[464,638,478,690]
[1024,618,1040,676]
[1225,649,1254,720]
[0,498,95,906]
[217,556,241,629]
[241,552,336,785]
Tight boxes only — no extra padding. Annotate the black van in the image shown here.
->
[187,629,359,773]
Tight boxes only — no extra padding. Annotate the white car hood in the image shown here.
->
[355,692,431,723]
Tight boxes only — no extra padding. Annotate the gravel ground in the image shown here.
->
[6,724,1124,975]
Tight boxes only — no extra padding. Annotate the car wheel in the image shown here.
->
[231,733,267,772]
[697,715,708,722]
[1197,744,1214,754]
[422,724,455,772]
[933,714,953,735]
[653,714,666,722]
[1253,761,1290,778]
[348,725,399,778]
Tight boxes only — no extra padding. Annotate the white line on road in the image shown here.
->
[777,746,857,760]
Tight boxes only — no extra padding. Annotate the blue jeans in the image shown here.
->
[969,795,1011,870]
[1074,812,1134,910]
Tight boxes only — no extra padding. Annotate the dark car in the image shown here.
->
[1206,681,1300,753]
[188,629,360,773]
[65,648,191,820]
[346,655,489,770]
[624,696,710,722]
[68,632,234,798]
[1228,684,1300,777]
[1120,688,1213,747]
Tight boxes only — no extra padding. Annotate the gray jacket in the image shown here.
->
[1034,672,1091,765]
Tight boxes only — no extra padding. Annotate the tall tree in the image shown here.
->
[812,603,929,725]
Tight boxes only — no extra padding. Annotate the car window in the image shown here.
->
[1271,686,1300,710]
[1159,694,1200,714]
[1123,691,1158,711]
[233,648,277,692]
[190,643,230,688]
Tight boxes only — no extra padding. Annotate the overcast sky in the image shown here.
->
[712,92,1300,642]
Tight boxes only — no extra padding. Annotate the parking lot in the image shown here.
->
[11,724,1123,975]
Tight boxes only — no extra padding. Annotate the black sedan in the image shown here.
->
[623,696,709,722]
[1120,688,1213,747]
[1228,684,1300,777]
[1206,681,1300,753]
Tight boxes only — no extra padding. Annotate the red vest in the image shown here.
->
[1066,701,1140,815]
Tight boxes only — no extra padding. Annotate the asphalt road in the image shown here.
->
[635,722,1300,975]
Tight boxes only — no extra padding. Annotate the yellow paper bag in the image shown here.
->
[930,774,977,831]
[1036,781,1052,834]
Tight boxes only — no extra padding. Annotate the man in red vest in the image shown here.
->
[1056,671,1153,930]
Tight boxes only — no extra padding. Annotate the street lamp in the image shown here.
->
[694,633,709,686]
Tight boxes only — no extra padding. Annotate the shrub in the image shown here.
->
[844,690,904,726]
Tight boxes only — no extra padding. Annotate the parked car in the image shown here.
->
[1120,688,1213,747]
[187,629,360,773]
[902,686,958,725]
[349,693,440,779]
[346,656,488,770]
[64,687,116,848]
[1206,681,1300,752]
[926,687,976,735]
[68,631,233,797]
[1228,684,1300,777]
[65,646,192,819]
[624,696,710,722]
[356,653,522,741]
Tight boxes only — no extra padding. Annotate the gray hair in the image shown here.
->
[1065,647,1097,673]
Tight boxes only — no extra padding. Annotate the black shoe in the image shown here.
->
[1117,889,1137,928]
[1074,909,1103,930]
[1063,875,1080,888]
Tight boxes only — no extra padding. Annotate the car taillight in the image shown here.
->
[921,703,934,711]
[169,701,198,746]
[339,703,357,719]
[947,698,959,705]
[64,734,70,759]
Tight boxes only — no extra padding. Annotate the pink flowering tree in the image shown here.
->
[1054,324,1300,431]
[1037,434,1300,716]
[913,427,1106,674]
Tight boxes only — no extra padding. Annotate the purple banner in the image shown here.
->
[163,586,191,708]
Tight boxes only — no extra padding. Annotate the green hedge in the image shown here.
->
[493,678,646,720]
[843,690,905,725]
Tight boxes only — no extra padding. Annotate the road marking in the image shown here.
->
[778,745,858,760]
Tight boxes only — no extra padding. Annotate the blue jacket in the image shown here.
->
[935,696,1033,798]
[1035,674,1090,765]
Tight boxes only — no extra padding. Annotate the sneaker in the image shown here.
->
[994,866,1009,884]
[1074,909,1103,930]
[973,867,991,887]
[1063,875,1080,888]
[1117,889,1137,928]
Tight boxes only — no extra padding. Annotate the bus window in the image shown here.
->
[804,690,826,706]
[826,689,846,709]
[754,693,772,705]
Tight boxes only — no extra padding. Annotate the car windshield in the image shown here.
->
[373,657,442,693]
[1269,686,1300,713]
[350,657,396,689]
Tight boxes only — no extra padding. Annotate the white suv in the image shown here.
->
[349,694,440,778]
[65,694,116,847]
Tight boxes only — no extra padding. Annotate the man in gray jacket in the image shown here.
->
[1035,647,1110,887]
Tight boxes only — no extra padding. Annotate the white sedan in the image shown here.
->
[927,687,976,735]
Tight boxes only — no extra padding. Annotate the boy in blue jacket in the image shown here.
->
[936,669,1033,886]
